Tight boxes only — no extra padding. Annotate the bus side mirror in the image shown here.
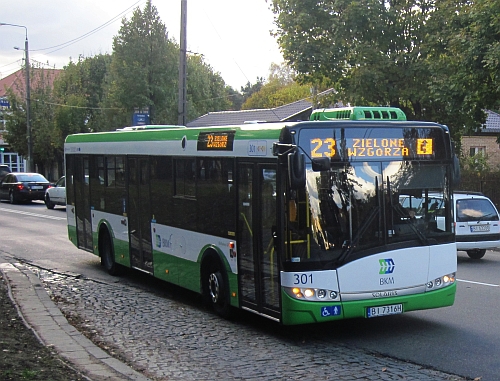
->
[312,157,330,171]
[288,151,306,189]
[451,155,461,186]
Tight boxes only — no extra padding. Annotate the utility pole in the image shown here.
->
[178,0,187,126]
[24,35,32,172]
[0,23,32,171]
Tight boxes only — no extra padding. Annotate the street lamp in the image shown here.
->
[0,22,32,172]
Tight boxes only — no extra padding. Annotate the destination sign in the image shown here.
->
[197,131,235,151]
[310,137,434,159]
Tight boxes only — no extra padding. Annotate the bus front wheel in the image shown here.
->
[466,249,486,259]
[202,258,232,318]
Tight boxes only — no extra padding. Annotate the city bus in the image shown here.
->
[64,111,458,325]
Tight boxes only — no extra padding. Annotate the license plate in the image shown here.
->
[367,303,403,318]
[31,186,43,190]
[470,225,490,232]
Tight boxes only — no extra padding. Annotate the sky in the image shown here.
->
[0,0,284,90]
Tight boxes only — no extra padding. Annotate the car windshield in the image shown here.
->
[17,174,48,182]
[456,199,499,222]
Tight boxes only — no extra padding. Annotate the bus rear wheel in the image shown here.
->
[202,259,232,318]
[100,231,121,275]
[466,249,486,259]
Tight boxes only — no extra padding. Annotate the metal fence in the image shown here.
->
[457,172,500,209]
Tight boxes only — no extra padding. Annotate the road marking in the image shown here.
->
[457,279,499,287]
[0,207,66,221]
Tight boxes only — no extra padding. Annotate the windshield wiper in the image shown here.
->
[337,205,380,264]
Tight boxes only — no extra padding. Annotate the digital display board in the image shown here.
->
[299,127,443,161]
[197,131,235,151]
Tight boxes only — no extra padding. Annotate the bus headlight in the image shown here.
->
[426,272,455,291]
[304,289,315,298]
[284,287,340,301]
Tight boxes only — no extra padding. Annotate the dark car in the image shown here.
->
[0,164,11,182]
[0,172,51,204]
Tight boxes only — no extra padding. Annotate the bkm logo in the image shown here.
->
[379,258,395,274]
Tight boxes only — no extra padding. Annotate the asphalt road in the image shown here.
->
[1,200,499,380]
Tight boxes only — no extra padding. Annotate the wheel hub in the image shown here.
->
[208,273,220,303]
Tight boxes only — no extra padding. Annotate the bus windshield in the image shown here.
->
[284,132,454,270]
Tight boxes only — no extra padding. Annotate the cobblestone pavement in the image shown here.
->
[32,267,467,381]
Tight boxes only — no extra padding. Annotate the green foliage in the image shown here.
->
[461,151,490,175]
[240,77,265,102]
[107,0,178,124]
[5,66,60,172]
[184,55,232,121]
[242,79,311,109]
[270,0,500,144]
[4,89,28,157]
[53,54,113,134]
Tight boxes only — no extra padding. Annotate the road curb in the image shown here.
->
[0,261,151,381]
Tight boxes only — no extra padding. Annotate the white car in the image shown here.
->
[44,176,66,209]
[454,191,500,259]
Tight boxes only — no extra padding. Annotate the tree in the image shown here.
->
[184,54,232,121]
[242,78,311,109]
[269,0,499,143]
[5,66,60,175]
[240,77,265,103]
[53,54,113,135]
[241,62,320,110]
[106,0,178,125]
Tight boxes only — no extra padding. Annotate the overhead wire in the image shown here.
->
[30,0,145,55]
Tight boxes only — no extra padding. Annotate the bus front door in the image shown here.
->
[72,155,93,252]
[238,163,280,320]
[128,157,153,273]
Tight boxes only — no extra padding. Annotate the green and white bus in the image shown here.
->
[65,112,458,325]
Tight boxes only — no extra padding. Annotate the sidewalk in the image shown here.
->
[0,261,151,381]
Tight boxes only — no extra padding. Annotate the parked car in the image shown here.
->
[0,172,51,204]
[0,164,11,182]
[45,176,66,209]
[454,191,500,259]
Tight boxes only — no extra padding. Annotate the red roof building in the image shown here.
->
[0,68,62,99]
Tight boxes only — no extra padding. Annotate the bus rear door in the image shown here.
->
[69,155,93,252]
[127,157,153,273]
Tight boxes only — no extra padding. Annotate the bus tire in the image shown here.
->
[466,249,486,259]
[202,255,232,318]
[100,229,121,275]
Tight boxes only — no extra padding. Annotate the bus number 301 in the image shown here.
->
[294,273,313,285]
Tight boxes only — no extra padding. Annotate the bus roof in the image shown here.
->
[310,106,406,121]
[65,122,292,144]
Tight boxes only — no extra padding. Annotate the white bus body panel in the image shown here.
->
[337,243,456,300]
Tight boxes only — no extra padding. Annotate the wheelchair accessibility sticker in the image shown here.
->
[320,306,342,318]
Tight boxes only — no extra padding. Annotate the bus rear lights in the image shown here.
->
[229,242,236,258]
